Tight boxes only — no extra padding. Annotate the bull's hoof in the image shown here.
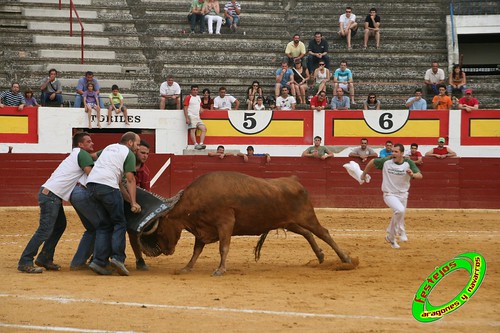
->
[211,268,226,276]
[175,266,193,274]
[317,251,325,264]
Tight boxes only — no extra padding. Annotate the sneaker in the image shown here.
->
[190,30,195,34]
[35,260,61,271]
[18,265,43,274]
[399,232,408,242]
[385,235,400,249]
[110,258,129,276]
[136,259,149,271]
[70,264,88,271]
[89,262,112,275]
[194,144,203,150]
[199,143,206,149]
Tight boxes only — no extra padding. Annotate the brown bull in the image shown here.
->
[140,171,357,275]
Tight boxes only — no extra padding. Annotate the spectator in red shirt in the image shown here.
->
[406,143,423,165]
[310,90,327,111]
[458,89,479,113]
[135,140,151,191]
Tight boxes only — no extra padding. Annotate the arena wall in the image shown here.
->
[1,154,499,209]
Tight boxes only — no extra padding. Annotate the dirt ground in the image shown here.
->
[0,208,498,333]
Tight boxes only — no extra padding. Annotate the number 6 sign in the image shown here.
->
[362,110,410,134]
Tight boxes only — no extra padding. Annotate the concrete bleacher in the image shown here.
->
[0,0,498,109]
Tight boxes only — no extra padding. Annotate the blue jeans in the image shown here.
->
[189,13,205,32]
[307,54,330,74]
[226,14,240,26]
[87,182,127,267]
[69,185,101,267]
[41,92,63,106]
[74,94,104,108]
[18,187,67,267]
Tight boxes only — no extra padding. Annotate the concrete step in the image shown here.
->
[57,78,133,90]
[33,35,109,46]
[27,21,104,32]
[22,8,98,18]
[19,0,92,4]
[38,49,116,59]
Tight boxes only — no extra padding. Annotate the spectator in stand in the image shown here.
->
[425,137,457,159]
[253,96,266,110]
[406,143,423,165]
[0,82,25,110]
[208,145,233,159]
[405,88,427,110]
[108,84,129,126]
[363,92,380,110]
[159,75,181,110]
[333,60,356,105]
[238,145,271,164]
[310,91,327,111]
[432,85,452,110]
[203,0,223,35]
[330,87,350,110]
[424,61,445,97]
[24,88,40,107]
[284,34,306,68]
[184,85,207,150]
[214,86,240,110]
[312,60,330,96]
[307,32,330,74]
[458,89,479,112]
[349,138,378,162]
[379,140,393,157]
[338,6,358,50]
[224,0,241,33]
[302,136,333,159]
[275,86,296,110]
[275,61,295,99]
[188,0,205,34]
[74,71,104,109]
[40,68,63,107]
[246,81,263,110]
[292,58,310,105]
[200,88,214,111]
[363,8,380,49]
[83,82,101,129]
[447,64,467,97]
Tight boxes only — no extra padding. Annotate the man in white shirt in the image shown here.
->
[213,86,240,110]
[86,132,141,276]
[424,61,445,97]
[339,6,358,50]
[159,75,181,110]
[275,86,296,110]
[184,85,207,150]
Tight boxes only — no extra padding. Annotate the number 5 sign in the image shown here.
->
[228,111,274,135]
[362,110,410,134]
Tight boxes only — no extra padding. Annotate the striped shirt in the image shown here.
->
[0,90,26,106]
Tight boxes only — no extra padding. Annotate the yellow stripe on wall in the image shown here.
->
[333,119,440,137]
[0,116,29,134]
[470,119,500,137]
[205,119,304,137]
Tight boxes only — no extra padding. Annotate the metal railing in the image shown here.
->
[450,0,500,15]
[59,0,85,64]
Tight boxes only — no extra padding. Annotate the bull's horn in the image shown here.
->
[141,219,159,236]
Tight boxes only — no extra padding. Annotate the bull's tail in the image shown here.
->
[254,232,269,262]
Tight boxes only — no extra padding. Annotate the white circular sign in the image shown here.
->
[228,110,274,135]
[362,110,410,134]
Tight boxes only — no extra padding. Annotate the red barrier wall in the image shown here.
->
[2,154,499,209]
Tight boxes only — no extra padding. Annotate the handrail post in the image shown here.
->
[70,2,73,37]
[81,30,84,64]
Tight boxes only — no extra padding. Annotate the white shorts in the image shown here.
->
[188,115,204,129]
[339,83,350,92]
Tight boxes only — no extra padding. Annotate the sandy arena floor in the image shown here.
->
[0,208,498,332]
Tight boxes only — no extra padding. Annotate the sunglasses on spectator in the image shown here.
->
[319,63,325,66]
[369,96,376,99]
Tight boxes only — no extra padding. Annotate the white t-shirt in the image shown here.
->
[374,158,419,195]
[276,95,296,110]
[159,81,181,96]
[87,143,133,189]
[43,148,89,201]
[184,94,202,117]
[424,68,445,84]
[339,13,356,29]
[214,95,237,110]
